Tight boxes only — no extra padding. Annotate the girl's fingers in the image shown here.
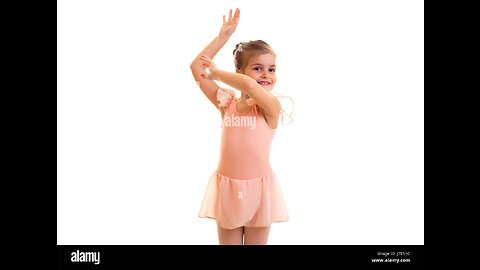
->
[223,15,226,24]
[200,55,211,62]
[228,9,232,21]
[234,8,239,20]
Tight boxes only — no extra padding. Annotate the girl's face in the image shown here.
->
[238,53,276,92]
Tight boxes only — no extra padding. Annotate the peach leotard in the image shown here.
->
[198,88,289,229]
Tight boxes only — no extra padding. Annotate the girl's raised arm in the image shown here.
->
[190,8,240,109]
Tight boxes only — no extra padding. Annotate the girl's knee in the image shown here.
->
[244,226,271,245]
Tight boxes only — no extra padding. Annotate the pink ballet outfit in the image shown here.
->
[198,88,290,229]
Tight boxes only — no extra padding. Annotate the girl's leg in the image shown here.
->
[216,223,244,245]
[244,225,271,245]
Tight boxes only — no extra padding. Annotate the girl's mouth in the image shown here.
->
[258,81,271,86]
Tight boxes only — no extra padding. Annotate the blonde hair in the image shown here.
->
[233,40,276,72]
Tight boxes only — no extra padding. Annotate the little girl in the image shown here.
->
[190,8,293,245]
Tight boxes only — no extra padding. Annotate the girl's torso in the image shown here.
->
[217,96,277,179]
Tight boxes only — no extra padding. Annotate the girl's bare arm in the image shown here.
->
[208,68,281,117]
[190,8,240,109]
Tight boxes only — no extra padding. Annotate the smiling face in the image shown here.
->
[237,53,276,92]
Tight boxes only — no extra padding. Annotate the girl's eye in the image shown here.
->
[253,67,276,72]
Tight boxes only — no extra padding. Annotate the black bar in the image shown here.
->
[58,245,424,269]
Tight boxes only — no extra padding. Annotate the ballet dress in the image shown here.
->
[198,87,290,229]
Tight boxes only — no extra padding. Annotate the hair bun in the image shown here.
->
[234,42,244,55]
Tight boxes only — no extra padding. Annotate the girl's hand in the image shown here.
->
[199,54,217,80]
[219,8,240,38]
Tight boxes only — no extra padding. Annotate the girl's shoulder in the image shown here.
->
[217,88,237,108]
[217,88,237,120]
[270,92,294,126]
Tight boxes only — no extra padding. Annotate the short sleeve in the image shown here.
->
[217,88,235,108]
[271,93,294,126]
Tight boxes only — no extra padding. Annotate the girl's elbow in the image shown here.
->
[190,58,202,70]
[190,61,198,70]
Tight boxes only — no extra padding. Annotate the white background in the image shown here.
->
[57,0,424,245]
